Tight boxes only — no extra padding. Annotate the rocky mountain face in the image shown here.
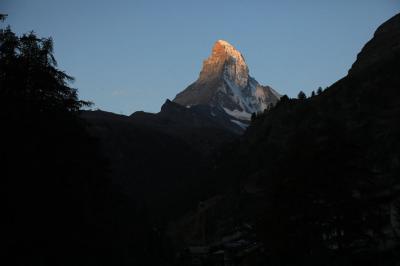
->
[174,40,280,125]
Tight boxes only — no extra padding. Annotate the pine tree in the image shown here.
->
[0,19,120,265]
[297,90,307,100]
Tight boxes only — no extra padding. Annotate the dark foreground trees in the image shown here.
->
[1,17,167,265]
[254,110,397,266]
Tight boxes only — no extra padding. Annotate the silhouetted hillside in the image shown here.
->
[82,108,227,221]
[170,13,400,266]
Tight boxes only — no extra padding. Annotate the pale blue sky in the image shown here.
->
[1,0,399,114]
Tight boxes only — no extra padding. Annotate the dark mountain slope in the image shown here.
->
[232,12,400,264]
[349,13,400,75]
[130,99,242,147]
[243,12,400,191]
[81,101,238,222]
[170,13,400,266]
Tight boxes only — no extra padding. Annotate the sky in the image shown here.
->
[1,0,399,114]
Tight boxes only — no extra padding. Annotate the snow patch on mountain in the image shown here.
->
[223,108,252,121]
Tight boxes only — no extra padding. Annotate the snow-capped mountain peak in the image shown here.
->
[173,40,280,126]
[198,40,249,88]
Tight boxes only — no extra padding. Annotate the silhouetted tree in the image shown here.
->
[280,95,290,103]
[317,86,323,95]
[297,90,307,100]
[1,20,161,266]
[311,90,316,97]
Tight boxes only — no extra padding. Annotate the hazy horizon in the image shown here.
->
[2,0,399,114]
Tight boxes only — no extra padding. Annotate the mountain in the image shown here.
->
[81,14,400,265]
[82,109,216,219]
[130,99,244,136]
[80,100,239,221]
[169,13,400,265]
[173,40,281,126]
